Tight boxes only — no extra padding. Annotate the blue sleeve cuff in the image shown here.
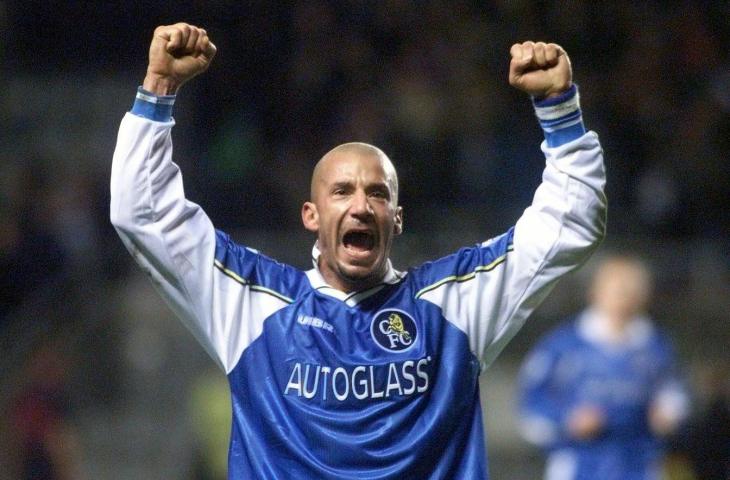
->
[532,84,586,147]
[130,86,176,122]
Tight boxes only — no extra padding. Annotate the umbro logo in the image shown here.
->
[297,314,334,333]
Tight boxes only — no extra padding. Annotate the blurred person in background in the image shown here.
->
[517,255,689,480]
[111,23,606,479]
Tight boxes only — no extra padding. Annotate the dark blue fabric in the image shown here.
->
[214,229,310,302]
[227,283,487,479]
[410,228,514,296]
[214,230,501,478]
[543,123,586,148]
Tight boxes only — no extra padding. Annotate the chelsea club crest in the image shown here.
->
[371,309,418,352]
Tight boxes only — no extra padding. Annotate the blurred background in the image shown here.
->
[1,1,729,479]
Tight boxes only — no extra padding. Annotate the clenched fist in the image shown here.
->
[143,23,217,95]
[509,42,571,99]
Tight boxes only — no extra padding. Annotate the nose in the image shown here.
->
[350,189,373,221]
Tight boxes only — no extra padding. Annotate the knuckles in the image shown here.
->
[510,41,564,61]
[153,22,204,39]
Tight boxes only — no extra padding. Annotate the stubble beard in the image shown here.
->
[336,257,387,291]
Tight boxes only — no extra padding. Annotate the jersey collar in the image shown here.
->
[306,242,404,307]
[578,308,654,350]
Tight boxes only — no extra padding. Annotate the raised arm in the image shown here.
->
[111,25,298,374]
[110,23,223,366]
[415,42,607,369]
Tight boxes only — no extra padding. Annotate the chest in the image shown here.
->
[238,288,479,406]
[554,344,661,404]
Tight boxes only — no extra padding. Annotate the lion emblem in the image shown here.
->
[387,313,411,340]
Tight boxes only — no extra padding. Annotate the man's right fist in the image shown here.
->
[143,23,217,95]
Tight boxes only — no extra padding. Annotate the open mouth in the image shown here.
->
[342,230,375,254]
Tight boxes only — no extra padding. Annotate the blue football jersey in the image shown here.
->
[111,85,606,479]
[517,311,689,480]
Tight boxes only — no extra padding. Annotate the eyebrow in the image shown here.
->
[331,181,354,191]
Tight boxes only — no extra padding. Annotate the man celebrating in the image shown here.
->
[111,23,606,479]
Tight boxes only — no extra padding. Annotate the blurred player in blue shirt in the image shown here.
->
[517,255,689,480]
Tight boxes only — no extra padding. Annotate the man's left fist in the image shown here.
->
[509,42,572,99]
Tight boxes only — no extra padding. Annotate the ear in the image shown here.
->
[393,206,404,235]
[302,201,319,233]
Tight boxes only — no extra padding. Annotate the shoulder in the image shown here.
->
[213,230,309,299]
[519,319,579,382]
[645,321,678,356]
[408,228,515,294]
[535,317,582,352]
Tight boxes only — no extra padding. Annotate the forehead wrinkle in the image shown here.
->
[311,143,399,204]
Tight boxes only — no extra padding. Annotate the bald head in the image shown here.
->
[311,142,399,205]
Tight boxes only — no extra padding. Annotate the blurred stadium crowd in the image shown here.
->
[1,1,728,479]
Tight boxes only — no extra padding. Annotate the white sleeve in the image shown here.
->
[110,92,293,373]
[417,86,607,369]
